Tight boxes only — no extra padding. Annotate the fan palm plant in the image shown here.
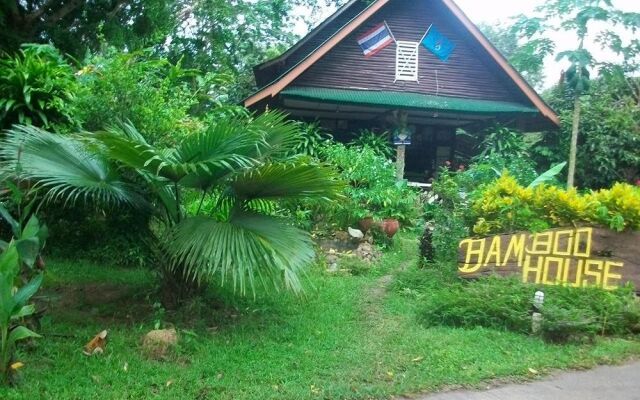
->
[1,112,343,299]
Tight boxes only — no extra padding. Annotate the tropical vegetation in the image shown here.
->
[0,0,638,395]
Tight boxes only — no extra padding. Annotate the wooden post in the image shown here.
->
[396,145,406,180]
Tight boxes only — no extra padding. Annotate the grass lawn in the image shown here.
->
[2,234,639,399]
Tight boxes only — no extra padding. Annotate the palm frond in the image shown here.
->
[0,125,138,206]
[166,213,315,296]
[230,161,345,202]
[97,121,258,189]
[245,112,301,159]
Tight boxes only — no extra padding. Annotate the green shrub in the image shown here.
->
[289,121,332,158]
[421,168,470,267]
[417,276,640,343]
[0,44,77,130]
[42,204,152,268]
[75,49,207,146]
[349,129,394,159]
[476,125,531,161]
[472,174,640,235]
[318,143,419,228]
[465,153,538,187]
[419,277,532,334]
[0,240,43,386]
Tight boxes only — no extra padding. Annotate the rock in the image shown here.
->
[348,227,365,240]
[327,262,339,273]
[142,328,178,359]
[334,231,349,242]
[355,242,381,263]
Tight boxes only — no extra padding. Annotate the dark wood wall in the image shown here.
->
[290,0,530,104]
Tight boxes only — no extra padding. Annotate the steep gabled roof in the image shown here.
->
[245,0,559,127]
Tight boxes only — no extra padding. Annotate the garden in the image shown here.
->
[0,1,640,399]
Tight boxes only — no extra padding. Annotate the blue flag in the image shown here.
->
[421,26,455,62]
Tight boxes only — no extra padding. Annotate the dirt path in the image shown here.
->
[362,245,413,321]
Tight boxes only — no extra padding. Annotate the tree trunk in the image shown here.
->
[396,145,406,181]
[567,96,581,189]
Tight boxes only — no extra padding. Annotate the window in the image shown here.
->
[395,41,419,82]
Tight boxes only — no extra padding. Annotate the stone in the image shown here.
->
[355,242,381,263]
[142,328,178,359]
[348,227,364,240]
[334,231,349,242]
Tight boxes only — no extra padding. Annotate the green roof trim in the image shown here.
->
[281,87,539,115]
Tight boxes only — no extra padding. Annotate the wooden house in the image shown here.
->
[244,0,559,181]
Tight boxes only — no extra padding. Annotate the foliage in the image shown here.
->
[0,242,42,385]
[471,174,640,235]
[528,162,567,189]
[289,121,332,158]
[0,44,77,130]
[479,20,555,89]
[349,129,394,159]
[319,143,419,226]
[42,205,151,268]
[418,276,640,343]
[74,50,212,146]
[421,169,470,268]
[0,0,179,58]
[517,0,640,188]
[1,1,347,101]
[165,0,344,99]
[465,153,539,188]
[538,76,640,188]
[1,113,343,298]
[421,160,565,265]
[476,125,531,160]
[0,125,140,207]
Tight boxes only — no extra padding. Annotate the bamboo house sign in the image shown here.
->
[458,227,640,290]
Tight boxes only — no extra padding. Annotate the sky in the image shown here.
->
[295,0,639,88]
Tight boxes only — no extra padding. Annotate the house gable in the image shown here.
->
[292,0,527,103]
[245,0,559,128]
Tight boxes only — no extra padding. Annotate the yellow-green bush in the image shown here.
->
[472,174,640,235]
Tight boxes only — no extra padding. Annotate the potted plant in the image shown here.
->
[380,217,401,238]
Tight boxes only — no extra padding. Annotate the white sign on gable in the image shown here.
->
[395,41,419,82]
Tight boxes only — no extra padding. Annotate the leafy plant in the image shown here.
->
[538,75,640,189]
[0,44,77,130]
[0,172,49,275]
[421,168,470,268]
[318,143,418,228]
[471,174,640,235]
[476,125,531,160]
[75,49,211,146]
[527,162,567,188]
[349,129,394,159]
[0,242,43,385]
[1,113,343,303]
[289,121,332,158]
[418,275,640,343]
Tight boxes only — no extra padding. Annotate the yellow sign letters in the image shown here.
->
[458,228,624,290]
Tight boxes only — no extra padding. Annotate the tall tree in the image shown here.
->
[0,0,179,57]
[164,0,344,100]
[519,0,640,188]
[479,19,555,89]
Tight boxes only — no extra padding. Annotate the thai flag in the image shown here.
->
[357,22,394,58]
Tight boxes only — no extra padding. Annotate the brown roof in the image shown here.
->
[245,0,559,127]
